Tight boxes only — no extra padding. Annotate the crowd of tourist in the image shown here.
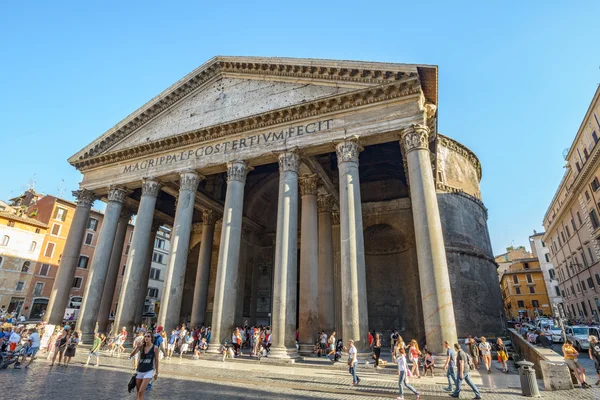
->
[14,317,600,399]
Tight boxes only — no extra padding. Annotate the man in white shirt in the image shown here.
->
[319,331,327,357]
[23,328,40,367]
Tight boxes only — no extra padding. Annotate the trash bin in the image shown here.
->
[517,361,540,397]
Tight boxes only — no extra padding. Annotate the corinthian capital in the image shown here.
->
[331,210,340,226]
[317,194,334,213]
[335,139,363,166]
[107,186,128,204]
[72,189,97,208]
[299,175,319,196]
[141,179,162,198]
[278,150,300,173]
[202,209,218,226]
[400,124,430,153]
[227,160,250,183]
[180,171,202,192]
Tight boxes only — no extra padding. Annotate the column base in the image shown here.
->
[298,343,316,356]
[80,332,96,345]
[265,345,300,362]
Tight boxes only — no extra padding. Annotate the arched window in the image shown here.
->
[0,255,4,267]
[1,235,9,246]
[30,241,37,252]
[22,261,30,273]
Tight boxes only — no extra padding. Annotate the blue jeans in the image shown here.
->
[446,367,456,390]
[398,370,418,396]
[453,372,481,397]
[349,362,358,383]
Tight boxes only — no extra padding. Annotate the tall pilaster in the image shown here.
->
[317,194,335,333]
[270,151,300,359]
[400,124,457,353]
[190,210,217,328]
[298,175,319,355]
[210,161,249,346]
[158,171,202,331]
[114,179,161,334]
[46,189,96,325]
[331,211,343,340]
[135,222,162,325]
[336,139,369,352]
[77,186,128,336]
[97,209,131,332]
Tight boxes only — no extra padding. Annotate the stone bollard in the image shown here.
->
[539,360,575,390]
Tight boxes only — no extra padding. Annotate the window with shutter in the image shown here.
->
[51,224,61,236]
[44,242,55,258]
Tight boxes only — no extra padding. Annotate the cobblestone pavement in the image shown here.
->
[1,349,599,399]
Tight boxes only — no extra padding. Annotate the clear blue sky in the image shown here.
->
[1,2,599,254]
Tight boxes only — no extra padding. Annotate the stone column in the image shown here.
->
[190,210,217,328]
[317,194,335,333]
[270,151,300,359]
[209,161,249,346]
[400,124,457,353]
[298,175,319,355]
[77,186,128,336]
[46,189,96,325]
[331,211,343,340]
[97,210,131,332]
[235,229,249,325]
[158,171,202,331]
[336,139,369,352]
[113,179,161,333]
[135,222,162,325]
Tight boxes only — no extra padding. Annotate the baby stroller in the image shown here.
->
[0,344,25,369]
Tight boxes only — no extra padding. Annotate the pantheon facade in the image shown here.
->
[44,56,502,355]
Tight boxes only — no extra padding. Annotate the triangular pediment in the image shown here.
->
[70,56,437,166]
[107,76,356,153]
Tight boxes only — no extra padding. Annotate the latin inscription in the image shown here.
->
[122,119,334,173]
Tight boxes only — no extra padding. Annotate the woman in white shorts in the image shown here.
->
[129,332,159,400]
[479,336,492,374]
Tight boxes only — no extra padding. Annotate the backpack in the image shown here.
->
[466,353,474,369]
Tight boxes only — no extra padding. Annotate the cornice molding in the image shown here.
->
[436,182,488,219]
[437,134,482,181]
[445,245,496,265]
[72,78,421,171]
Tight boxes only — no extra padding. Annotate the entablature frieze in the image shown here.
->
[77,97,425,191]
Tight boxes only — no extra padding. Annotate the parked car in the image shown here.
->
[537,320,563,343]
[565,326,600,350]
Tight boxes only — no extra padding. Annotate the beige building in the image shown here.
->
[495,245,533,278]
[0,212,47,316]
[543,86,600,321]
